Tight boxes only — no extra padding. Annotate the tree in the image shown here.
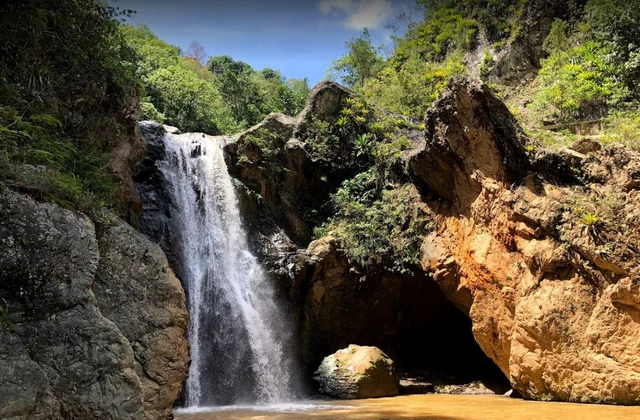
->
[120,24,180,78]
[207,55,251,75]
[184,40,207,66]
[145,65,238,134]
[328,29,384,88]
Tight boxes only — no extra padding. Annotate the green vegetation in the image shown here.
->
[329,0,640,146]
[304,97,429,273]
[328,1,524,119]
[316,178,430,274]
[601,108,640,149]
[0,0,138,212]
[0,1,310,212]
[530,22,629,122]
[122,26,311,134]
[318,0,640,273]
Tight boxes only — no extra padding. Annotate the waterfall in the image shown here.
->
[157,131,299,407]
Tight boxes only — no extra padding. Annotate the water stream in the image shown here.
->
[158,132,300,407]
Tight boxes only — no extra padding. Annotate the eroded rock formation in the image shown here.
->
[0,189,189,419]
[224,81,358,245]
[416,78,640,403]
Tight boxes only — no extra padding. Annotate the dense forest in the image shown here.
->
[1,0,639,224]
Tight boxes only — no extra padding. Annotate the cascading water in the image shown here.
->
[157,131,300,407]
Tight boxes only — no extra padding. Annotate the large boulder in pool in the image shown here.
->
[313,345,399,399]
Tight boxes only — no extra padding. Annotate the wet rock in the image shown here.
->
[399,378,435,395]
[435,381,495,395]
[313,345,399,399]
[133,122,175,255]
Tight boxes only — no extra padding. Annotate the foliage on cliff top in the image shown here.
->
[330,0,640,139]
[0,0,138,212]
[122,25,310,133]
[303,96,428,274]
[315,175,430,274]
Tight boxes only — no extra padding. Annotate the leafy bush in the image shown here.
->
[363,53,466,119]
[0,107,116,211]
[140,102,166,123]
[145,65,238,134]
[0,0,139,212]
[304,98,375,170]
[530,40,629,121]
[316,179,430,274]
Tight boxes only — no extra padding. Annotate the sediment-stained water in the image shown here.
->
[175,395,640,420]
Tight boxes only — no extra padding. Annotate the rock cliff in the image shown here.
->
[222,77,640,404]
[0,188,189,419]
[415,79,640,403]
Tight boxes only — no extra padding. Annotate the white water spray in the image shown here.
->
[157,132,299,407]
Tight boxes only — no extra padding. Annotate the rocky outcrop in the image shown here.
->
[94,216,189,419]
[0,189,188,419]
[313,345,399,399]
[415,78,640,404]
[484,0,587,86]
[224,81,357,245]
[211,76,640,405]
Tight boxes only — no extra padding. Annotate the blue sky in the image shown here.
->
[111,0,417,85]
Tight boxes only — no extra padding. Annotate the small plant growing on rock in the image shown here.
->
[580,212,601,238]
[336,116,351,136]
[353,134,371,157]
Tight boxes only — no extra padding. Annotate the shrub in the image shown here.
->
[140,101,166,123]
[316,180,430,274]
[601,108,640,149]
[530,41,629,122]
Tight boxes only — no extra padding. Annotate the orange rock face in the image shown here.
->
[415,79,640,404]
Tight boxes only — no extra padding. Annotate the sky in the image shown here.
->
[110,0,418,85]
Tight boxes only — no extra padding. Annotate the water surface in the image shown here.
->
[175,395,640,420]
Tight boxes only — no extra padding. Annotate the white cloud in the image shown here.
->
[318,0,394,30]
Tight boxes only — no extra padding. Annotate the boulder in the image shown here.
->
[313,345,399,399]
